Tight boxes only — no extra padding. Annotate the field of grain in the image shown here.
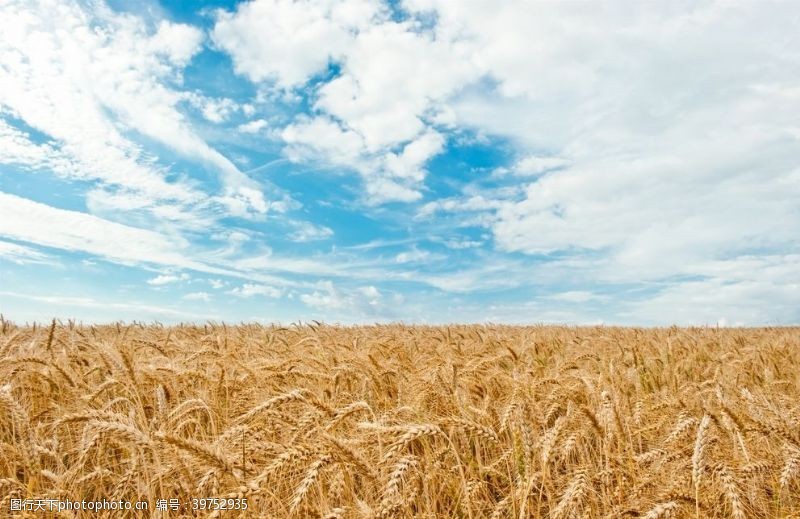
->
[0,319,799,518]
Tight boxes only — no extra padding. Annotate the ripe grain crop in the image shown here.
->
[0,317,799,517]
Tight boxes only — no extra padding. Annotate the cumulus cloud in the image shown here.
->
[212,0,386,87]
[215,0,800,270]
[215,0,474,203]
[412,2,800,286]
[404,1,800,319]
[149,19,205,66]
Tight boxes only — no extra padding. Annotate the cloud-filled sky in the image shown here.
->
[1,0,798,325]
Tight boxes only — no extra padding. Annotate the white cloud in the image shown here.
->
[498,155,570,177]
[0,192,214,272]
[216,1,474,203]
[147,273,190,286]
[282,116,366,165]
[288,221,334,242]
[399,1,800,317]
[0,240,50,265]
[0,193,426,309]
[0,111,196,205]
[417,195,503,219]
[237,119,268,134]
[212,0,386,87]
[185,94,240,123]
[395,248,432,264]
[280,117,415,201]
[0,119,59,171]
[625,255,800,325]
[0,193,356,292]
[300,281,345,310]
[217,0,800,277]
[82,188,220,232]
[441,238,483,250]
[403,2,800,281]
[298,281,404,320]
[380,130,445,183]
[415,264,525,293]
[3,0,799,326]
[183,292,211,302]
[0,192,476,298]
[0,291,212,322]
[311,22,473,150]
[232,253,356,277]
[548,291,597,303]
[149,19,205,66]
[208,279,226,289]
[358,285,382,306]
[492,153,800,267]
[359,285,380,298]
[228,283,283,298]
[344,238,417,251]
[0,0,269,216]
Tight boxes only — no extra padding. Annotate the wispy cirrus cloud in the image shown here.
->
[0,192,199,269]
[0,0,272,217]
[0,291,214,322]
[0,240,51,265]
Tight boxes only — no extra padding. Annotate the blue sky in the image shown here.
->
[1,0,798,325]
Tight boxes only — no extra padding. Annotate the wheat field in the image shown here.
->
[0,318,798,518]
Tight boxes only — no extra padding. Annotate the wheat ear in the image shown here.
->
[691,414,712,518]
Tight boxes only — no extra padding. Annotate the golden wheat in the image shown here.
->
[0,321,798,517]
